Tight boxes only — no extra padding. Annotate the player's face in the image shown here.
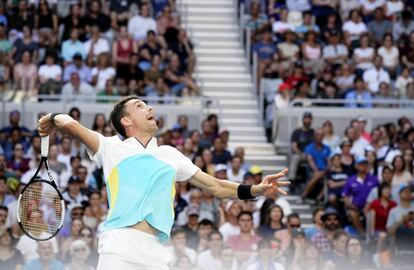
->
[123,99,158,135]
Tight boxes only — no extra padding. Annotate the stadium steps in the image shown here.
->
[180,0,315,227]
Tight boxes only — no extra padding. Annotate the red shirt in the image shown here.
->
[369,199,397,232]
[226,234,261,252]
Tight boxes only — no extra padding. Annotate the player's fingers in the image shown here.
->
[266,168,288,180]
[276,187,288,195]
[276,181,291,186]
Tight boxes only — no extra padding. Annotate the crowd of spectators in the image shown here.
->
[288,111,414,269]
[245,0,414,109]
[0,0,198,104]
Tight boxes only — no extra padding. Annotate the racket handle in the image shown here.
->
[41,136,50,157]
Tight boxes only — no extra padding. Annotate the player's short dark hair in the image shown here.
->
[110,96,140,138]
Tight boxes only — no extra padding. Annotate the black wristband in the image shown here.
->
[50,113,61,124]
[237,184,255,200]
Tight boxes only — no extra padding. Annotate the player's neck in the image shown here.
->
[130,132,153,148]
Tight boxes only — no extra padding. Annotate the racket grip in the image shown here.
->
[41,136,50,157]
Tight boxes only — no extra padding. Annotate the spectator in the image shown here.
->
[392,10,414,41]
[83,191,107,230]
[301,31,323,75]
[322,121,341,154]
[289,112,314,180]
[304,207,324,240]
[363,55,391,94]
[290,242,325,270]
[386,184,414,250]
[60,3,86,42]
[368,7,392,45]
[395,67,413,98]
[295,11,320,37]
[6,143,30,177]
[244,2,268,33]
[343,156,379,237]
[342,9,367,48]
[324,230,349,268]
[65,239,93,270]
[226,211,261,253]
[11,25,38,64]
[377,33,399,77]
[20,156,59,185]
[353,34,375,72]
[335,64,355,96]
[112,25,137,70]
[277,30,300,72]
[219,200,242,242]
[345,76,373,108]
[326,154,348,207]
[84,25,110,62]
[91,53,115,91]
[368,182,397,234]
[84,0,110,35]
[312,207,341,253]
[61,28,86,64]
[391,155,412,199]
[211,138,232,165]
[47,144,67,177]
[258,204,285,238]
[196,231,226,270]
[226,156,246,183]
[253,30,278,85]
[366,164,394,204]
[34,0,58,46]
[322,30,348,68]
[128,3,157,42]
[63,53,92,83]
[0,228,24,269]
[287,0,311,12]
[37,52,62,96]
[79,227,98,267]
[62,177,89,207]
[246,239,285,270]
[343,237,375,269]
[302,128,331,201]
[13,50,37,95]
[274,213,302,253]
[59,218,84,261]
[164,54,199,96]
[61,72,95,103]
[168,228,197,266]
[23,241,63,270]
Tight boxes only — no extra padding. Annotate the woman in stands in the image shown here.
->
[258,204,285,238]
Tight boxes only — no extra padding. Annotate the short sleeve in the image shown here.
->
[174,149,200,181]
[86,133,108,167]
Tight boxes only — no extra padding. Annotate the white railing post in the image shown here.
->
[239,3,245,44]
[246,28,251,68]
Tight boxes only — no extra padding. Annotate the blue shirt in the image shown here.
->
[23,259,64,270]
[253,42,277,60]
[305,143,331,170]
[61,39,87,62]
[63,63,92,83]
[345,90,373,108]
[342,174,379,209]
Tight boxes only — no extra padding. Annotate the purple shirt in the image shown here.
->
[342,174,379,209]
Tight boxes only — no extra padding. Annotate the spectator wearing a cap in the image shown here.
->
[61,28,86,64]
[180,203,201,250]
[62,176,89,207]
[302,128,331,201]
[312,207,341,253]
[289,111,314,180]
[249,165,263,184]
[227,156,246,183]
[343,156,379,237]
[63,53,92,83]
[214,164,228,180]
[245,239,285,270]
[322,29,348,68]
[167,228,197,266]
[211,138,232,165]
[61,72,95,103]
[386,184,414,247]
[274,83,292,109]
[219,200,242,242]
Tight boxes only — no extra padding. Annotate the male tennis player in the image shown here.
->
[38,96,289,269]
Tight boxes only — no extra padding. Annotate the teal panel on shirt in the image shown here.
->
[102,153,176,242]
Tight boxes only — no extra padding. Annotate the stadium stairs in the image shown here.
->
[180,0,314,226]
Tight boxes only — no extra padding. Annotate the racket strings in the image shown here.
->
[19,181,63,240]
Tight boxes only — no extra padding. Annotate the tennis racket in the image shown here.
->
[17,136,65,241]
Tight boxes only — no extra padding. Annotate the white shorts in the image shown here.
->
[97,228,172,270]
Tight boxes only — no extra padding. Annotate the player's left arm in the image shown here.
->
[189,168,290,199]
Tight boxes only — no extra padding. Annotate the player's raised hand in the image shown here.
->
[252,168,290,197]
[38,113,56,137]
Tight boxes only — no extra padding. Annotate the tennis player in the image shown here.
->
[38,96,289,269]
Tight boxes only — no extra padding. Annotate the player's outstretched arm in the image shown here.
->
[38,113,100,155]
[189,168,290,199]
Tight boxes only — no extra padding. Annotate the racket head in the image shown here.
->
[17,177,65,241]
